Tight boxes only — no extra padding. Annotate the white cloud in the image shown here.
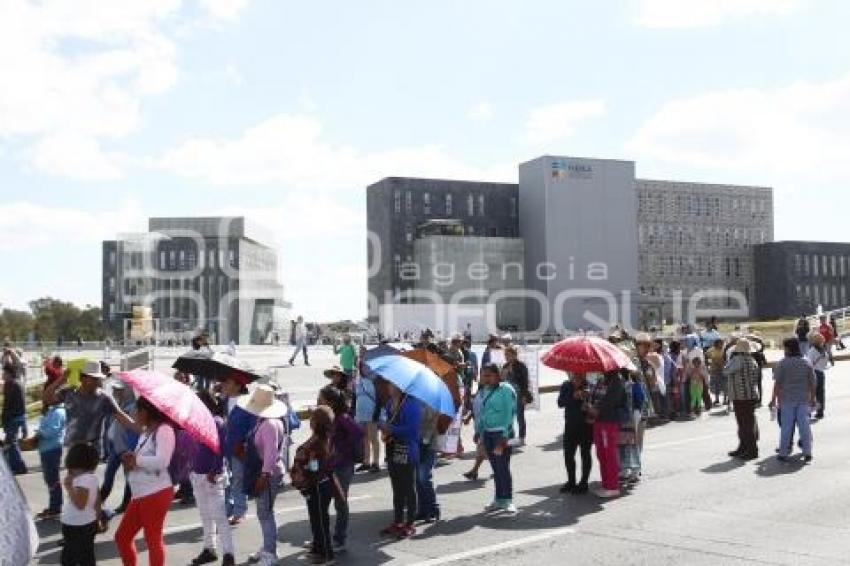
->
[634,0,803,28]
[0,0,248,180]
[224,64,244,86]
[521,100,606,145]
[467,101,494,121]
[161,112,514,187]
[198,0,249,21]
[0,198,144,252]
[628,76,850,178]
[25,134,126,180]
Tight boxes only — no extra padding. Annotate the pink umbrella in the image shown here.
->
[119,369,220,455]
[542,335,636,374]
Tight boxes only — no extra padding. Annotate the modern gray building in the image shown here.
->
[754,241,850,319]
[102,217,290,344]
[636,180,774,327]
[366,155,776,335]
[519,156,639,332]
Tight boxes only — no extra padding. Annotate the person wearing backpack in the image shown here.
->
[292,405,338,565]
[318,385,363,553]
[237,385,287,566]
[379,381,422,538]
[114,396,176,566]
[190,391,234,566]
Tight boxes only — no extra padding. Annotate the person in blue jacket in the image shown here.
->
[34,397,67,519]
[221,376,257,526]
[378,381,421,539]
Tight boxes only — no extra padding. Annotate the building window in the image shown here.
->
[510,197,518,218]
[423,192,431,214]
[393,254,401,275]
[467,194,474,217]
[831,255,837,277]
[169,251,176,269]
[445,194,452,216]
[109,277,116,291]
[478,194,485,216]
[209,249,216,269]
[160,251,166,270]
[803,255,810,276]
[394,191,401,214]
[841,256,847,277]
[794,254,802,275]
[813,255,819,277]
[734,257,741,278]
[229,250,236,268]
[109,251,116,267]
[467,226,475,235]
[725,257,731,277]
[405,191,412,213]
[179,250,186,269]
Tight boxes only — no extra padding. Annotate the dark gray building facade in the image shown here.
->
[754,241,850,319]
[103,217,289,344]
[367,177,519,320]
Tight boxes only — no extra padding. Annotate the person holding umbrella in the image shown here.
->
[237,385,287,565]
[378,381,422,538]
[557,372,593,494]
[476,363,518,515]
[114,396,177,566]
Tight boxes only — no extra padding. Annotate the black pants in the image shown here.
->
[563,425,593,485]
[815,370,825,417]
[516,397,527,440]
[388,458,417,524]
[61,522,97,565]
[306,480,334,559]
[733,400,759,456]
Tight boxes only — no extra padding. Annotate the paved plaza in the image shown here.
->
[19,357,850,565]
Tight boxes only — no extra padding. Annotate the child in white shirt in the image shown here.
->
[60,443,101,565]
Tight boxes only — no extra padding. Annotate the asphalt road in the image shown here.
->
[21,360,850,566]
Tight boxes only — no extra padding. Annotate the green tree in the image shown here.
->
[0,309,34,342]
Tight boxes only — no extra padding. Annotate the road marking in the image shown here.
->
[408,527,575,566]
[34,495,372,558]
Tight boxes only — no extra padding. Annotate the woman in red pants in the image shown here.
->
[114,396,176,566]
[587,370,627,499]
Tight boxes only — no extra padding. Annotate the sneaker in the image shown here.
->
[573,483,589,495]
[728,450,742,458]
[355,464,370,473]
[803,455,813,463]
[594,488,620,499]
[484,500,501,512]
[397,523,416,538]
[462,471,479,481]
[221,554,235,566]
[559,483,576,494]
[503,503,518,515]
[191,549,218,565]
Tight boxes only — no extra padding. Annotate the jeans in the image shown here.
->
[815,370,825,417]
[61,521,97,566]
[289,342,309,364]
[225,456,248,519]
[732,399,759,456]
[779,403,812,457]
[515,398,527,440]
[256,474,282,556]
[3,416,27,474]
[306,479,334,559]
[563,424,593,486]
[333,464,354,545]
[40,447,63,512]
[416,444,439,519]
[388,458,417,524]
[483,431,512,502]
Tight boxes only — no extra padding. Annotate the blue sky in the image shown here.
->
[1,0,849,321]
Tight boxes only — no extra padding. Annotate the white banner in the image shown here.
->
[440,386,465,454]
[520,348,541,411]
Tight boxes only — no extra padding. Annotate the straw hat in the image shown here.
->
[634,332,653,345]
[734,338,752,354]
[237,384,288,419]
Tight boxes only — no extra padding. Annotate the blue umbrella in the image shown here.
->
[365,355,456,417]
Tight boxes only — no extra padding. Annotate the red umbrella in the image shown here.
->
[119,369,220,454]
[542,335,636,374]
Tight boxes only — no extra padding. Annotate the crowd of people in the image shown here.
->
[0,314,842,565]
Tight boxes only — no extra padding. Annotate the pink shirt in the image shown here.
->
[255,418,285,476]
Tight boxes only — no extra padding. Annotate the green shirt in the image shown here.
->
[338,343,357,371]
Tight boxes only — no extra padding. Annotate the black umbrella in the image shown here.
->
[172,350,262,385]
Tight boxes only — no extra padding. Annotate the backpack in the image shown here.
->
[242,420,285,497]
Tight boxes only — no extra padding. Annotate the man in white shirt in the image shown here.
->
[288,316,310,366]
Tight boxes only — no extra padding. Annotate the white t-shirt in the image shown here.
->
[128,424,176,499]
[806,347,829,372]
[60,472,99,526]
